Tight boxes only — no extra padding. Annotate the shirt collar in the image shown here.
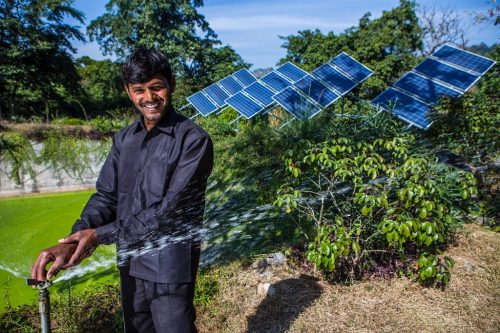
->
[133,105,176,136]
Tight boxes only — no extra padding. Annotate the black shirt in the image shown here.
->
[71,108,213,282]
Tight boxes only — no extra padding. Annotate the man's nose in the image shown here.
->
[145,89,155,101]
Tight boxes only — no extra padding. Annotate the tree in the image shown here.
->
[418,5,470,55]
[0,0,86,120]
[75,56,128,117]
[280,0,423,97]
[88,0,250,92]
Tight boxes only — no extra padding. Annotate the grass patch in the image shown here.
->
[0,191,117,311]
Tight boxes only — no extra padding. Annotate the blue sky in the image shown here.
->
[68,0,499,69]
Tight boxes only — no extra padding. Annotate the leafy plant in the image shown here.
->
[274,135,478,285]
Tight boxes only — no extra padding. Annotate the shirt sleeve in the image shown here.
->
[70,135,119,235]
[94,131,214,247]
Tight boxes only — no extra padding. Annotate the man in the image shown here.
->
[31,48,214,332]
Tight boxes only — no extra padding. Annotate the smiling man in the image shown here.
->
[31,48,214,333]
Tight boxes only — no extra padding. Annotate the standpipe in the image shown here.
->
[26,279,53,333]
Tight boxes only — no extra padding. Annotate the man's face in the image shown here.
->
[125,74,176,129]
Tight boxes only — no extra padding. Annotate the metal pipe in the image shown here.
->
[27,279,52,333]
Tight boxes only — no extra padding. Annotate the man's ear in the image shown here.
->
[169,76,176,93]
[124,84,132,100]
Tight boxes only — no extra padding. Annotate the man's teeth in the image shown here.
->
[143,103,159,108]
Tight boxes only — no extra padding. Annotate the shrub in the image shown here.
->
[274,135,478,285]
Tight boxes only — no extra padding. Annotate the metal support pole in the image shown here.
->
[342,96,345,114]
[27,279,52,333]
[189,113,200,120]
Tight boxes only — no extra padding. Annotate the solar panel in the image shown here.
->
[232,69,257,87]
[294,75,340,108]
[433,45,496,75]
[330,53,373,82]
[312,64,357,95]
[372,88,431,129]
[244,82,275,107]
[276,62,308,82]
[226,92,263,119]
[219,76,244,95]
[203,83,229,107]
[394,72,461,104]
[260,71,292,92]
[272,87,321,120]
[187,92,218,116]
[414,58,478,91]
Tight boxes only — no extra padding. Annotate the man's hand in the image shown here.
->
[31,243,77,283]
[58,229,98,269]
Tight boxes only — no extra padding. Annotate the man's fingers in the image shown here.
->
[59,233,78,244]
[34,251,52,282]
[63,241,85,268]
[47,256,65,280]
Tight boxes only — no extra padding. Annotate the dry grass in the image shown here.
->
[196,224,500,333]
[0,121,104,139]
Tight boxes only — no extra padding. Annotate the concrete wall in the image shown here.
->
[0,141,104,197]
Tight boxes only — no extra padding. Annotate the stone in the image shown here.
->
[257,282,276,297]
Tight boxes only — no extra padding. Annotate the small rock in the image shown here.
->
[252,258,268,274]
[257,283,276,297]
[266,252,286,266]
[463,260,476,272]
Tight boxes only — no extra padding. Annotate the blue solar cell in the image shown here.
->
[433,45,496,75]
[244,82,275,106]
[294,75,340,108]
[260,72,292,92]
[414,58,478,91]
[219,76,244,95]
[330,53,372,82]
[372,88,431,129]
[312,64,357,95]
[276,62,308,82]
[203,83,229,107]
[232,69,257,87]
[272,87,321,120]
[226,92,263,119]
[394,72,461,104]
[187,92,218,116]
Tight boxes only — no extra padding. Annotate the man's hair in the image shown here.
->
[122,48,173,85]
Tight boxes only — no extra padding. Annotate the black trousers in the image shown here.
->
[120,269,197,333]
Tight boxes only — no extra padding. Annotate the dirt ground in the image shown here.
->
[196,224,500,333]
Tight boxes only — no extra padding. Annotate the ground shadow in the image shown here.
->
[246,274,323,333]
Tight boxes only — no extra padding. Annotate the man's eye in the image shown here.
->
[134,89,144,93]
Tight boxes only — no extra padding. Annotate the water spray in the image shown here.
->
[26,279,53,333]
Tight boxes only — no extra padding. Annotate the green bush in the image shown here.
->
[274,135,478,285]
[51,117,86,126]
[89,116,129,134]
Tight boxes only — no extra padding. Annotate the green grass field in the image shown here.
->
[0,191,118,311]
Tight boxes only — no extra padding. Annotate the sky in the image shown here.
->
[68,0,499,69]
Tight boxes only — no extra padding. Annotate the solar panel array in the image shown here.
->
[371,44,496,129]
[186,68,257,116]
[273,52,373,120]
[186,53,374,122]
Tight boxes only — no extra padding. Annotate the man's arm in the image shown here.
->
[31,135,121,281]
[94,131,213,250]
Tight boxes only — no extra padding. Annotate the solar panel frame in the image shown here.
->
[203,83,230,107]
[293,74,340,108]
[219,76,244,95]
[243,81,275,107]
[372,88,432,129]
[187,92,219,116]
[330,52,373,83]
[276,62,309,82]
[414,58,479,92]
[393,72,462,104]
[311,64,357,95]
[225,92,264,119]
[432,44,496,76]
[260,71,293,92]
[232,68,257,87]
[272,87,322,120]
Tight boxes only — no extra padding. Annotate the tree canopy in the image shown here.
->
[0,0,86,120]
[88,0,249,91]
